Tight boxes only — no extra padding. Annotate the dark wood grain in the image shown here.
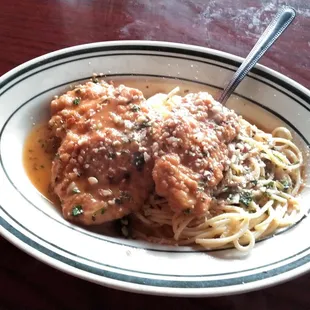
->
[1,0,310,309]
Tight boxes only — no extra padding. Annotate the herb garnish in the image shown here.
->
[107,152,116,159]
[202,173,211,182]
[115,198,122,205]
[265,181,275,189]
[197,181,205,192]
[239,192,253,207]
[73,97,81,105]
[131,105,140,112]
[72,188,80,194]
[183,208,192,214]
[136,120,152,130]
[280,179,291,192]
[116,192,132,205]
[72,205,83,216]
[133,152,145,171]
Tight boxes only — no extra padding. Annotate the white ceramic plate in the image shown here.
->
[0,41,310,297]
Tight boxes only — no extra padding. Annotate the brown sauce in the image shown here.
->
[22,78,290,209]
[23,123,57,203]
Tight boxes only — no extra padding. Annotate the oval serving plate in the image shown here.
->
[0,41,310,297]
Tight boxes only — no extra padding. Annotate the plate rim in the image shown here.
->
[1,40,310,297]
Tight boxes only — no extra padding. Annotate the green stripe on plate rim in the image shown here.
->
[0,43,310,290]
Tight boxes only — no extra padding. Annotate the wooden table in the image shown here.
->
[1,1,310,309]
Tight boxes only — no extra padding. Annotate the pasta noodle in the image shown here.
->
[131,92,304,252]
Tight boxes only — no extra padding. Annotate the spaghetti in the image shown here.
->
[131,91,304,252]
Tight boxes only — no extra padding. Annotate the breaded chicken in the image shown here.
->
[49,81,155,224]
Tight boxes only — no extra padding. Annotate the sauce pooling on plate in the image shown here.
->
[23,78,304,252]
[23,123,58,204]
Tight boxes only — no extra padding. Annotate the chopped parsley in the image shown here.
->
[280,179,291,192]
[197,181,206,192]
[115,192,132,205]
[91,206,105,220]
[136,120,152,130]
[265,181,275,189]
[73,97,81,105]
[92,77,99,83]
[107,152,116,159]
[133,152,145,171]
[72,188,80,194]
[183,208,192,214]
[202,174,211,182]
[71,205,83,216]
[131,105,140,112]
[239,192,253,207]
[115,198,122,205]
[250,180,258,186]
